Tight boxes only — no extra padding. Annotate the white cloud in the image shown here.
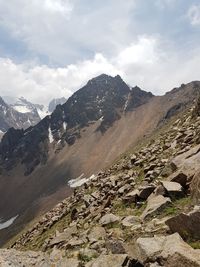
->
[187,4,200,26]
[0,0,135,64]
[1,35,200,105]
[0,54,120,105]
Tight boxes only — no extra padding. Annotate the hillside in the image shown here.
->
[0,75,200,248]
[1,89,200,266]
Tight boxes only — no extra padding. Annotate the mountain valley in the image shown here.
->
[0,74,200,266]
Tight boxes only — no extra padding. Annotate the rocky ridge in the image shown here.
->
[4,99,200,266]
[0,74,153,175]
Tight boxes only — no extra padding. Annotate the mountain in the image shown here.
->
[48,97,67,113]
[3,96,49,120]
[1,82,200,266]
[0,96,41,134]
[0,74,200,246]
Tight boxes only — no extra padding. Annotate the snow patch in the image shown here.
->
[0,215,19,230]
[99,116,104,121]
[37,107,49,119]
[63,121,67,131]
[68,174,96,188]
[13,105,32,113]
[48,127,54,143]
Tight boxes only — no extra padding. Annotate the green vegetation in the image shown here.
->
[189,241,200,249]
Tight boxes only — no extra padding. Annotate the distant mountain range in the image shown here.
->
[0,96,67,134]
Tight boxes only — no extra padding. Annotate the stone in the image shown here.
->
[190,170,200,204]
[99,213,120,226]
[122,216,141,227]
[141,195,171,219]
[168,171,188,188]
[118,184,131,194]
[130,154,137,164]
[105,240,126,254]
[48,226,77,247]
[171,144,200,177]
[85,254,129,267]
[88,226,107,242]
[136,233,200,267]
[138,185,156,200]
[165,206,200,240]
[123,189,139,203]
[161,181,184,198]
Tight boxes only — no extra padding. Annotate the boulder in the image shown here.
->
[141,195,171,219]
[85,254,129,267]
[105,240,126,254]
[136,233,200,267]
[190,171,200,204]
[122,216,141,227]
[88,226,107,242]
[123,189,139,203]
[99,213,120,226]
[168,171,188,188]
[138,185,156,200]
[161,181,184,198]
[165,206,200,240]
[171,144,200,177]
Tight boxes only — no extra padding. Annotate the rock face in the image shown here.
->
[0,248,80,267]
[136,233,200,267]
[0,74,153,175]
[190,171,200,204]
[141,195,171,219]
[48,97,67,113]
[0,97,41,133]
[166,206,200,240]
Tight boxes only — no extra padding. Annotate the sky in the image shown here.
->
[0,0,200,105]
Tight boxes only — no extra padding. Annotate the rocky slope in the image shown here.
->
[0,75,200,248]
[2,94,200,266]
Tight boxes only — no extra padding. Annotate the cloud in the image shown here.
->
[187,4,200,26]
[0,0,136,64]
[1,35,200,106]
[0,54,120,105]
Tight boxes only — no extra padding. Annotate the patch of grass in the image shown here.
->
[160,197,192,218]
[133,202,147,216]
[162,206,178,216]
[189,241,200,249]
[105,221,121,230]
[78,254,93,263]
[112,199,136,216]
[21,213,71,251]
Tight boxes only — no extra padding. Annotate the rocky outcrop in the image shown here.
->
[136,233,200,267]
[48,97,67,113]
[165,206,200,240]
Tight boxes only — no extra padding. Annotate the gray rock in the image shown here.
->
[161,181,184,198]
[138,185,156,200]
[85,254,129,267]
[122,216,141,227]
[88,226,107,242]
[99,213,120,226]
[165,206,200,240]
[136,233,200,266]
[141,195,171,219]
[123,189,139,203]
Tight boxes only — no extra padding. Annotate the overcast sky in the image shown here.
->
[0,0,200,105]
